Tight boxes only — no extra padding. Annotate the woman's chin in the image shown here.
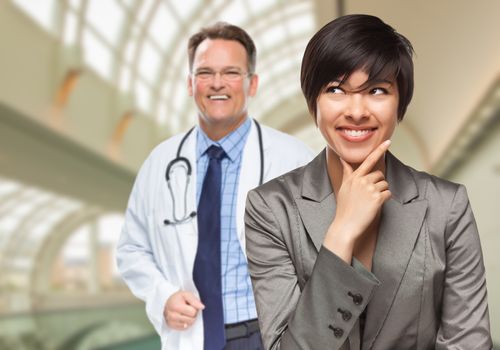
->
[328,146,381,168]
[339,153,369,167]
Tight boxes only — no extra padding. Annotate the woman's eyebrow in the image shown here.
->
[357,79,395,91]
[364,78,394,85]
[326,78,394,91]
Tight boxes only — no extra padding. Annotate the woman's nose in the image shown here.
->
[345,94,369,121]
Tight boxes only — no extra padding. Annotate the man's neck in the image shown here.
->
[199,116,249,141]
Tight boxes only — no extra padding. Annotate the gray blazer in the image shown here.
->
[245,150,492,349]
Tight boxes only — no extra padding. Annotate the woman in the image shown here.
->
[244,14,492,349]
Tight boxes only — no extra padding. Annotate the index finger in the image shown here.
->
[183,292,205,310]
[356,140,391,176]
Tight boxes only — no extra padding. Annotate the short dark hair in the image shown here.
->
[301,14,414,121]
[188,22,257,74]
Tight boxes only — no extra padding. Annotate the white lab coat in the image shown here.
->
[117,120,313,349]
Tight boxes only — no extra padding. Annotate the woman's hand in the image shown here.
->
[324,140,392,262]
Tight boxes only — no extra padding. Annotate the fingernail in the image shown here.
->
[384,140,391,146]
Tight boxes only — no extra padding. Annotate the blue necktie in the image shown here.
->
[193,145,226,350]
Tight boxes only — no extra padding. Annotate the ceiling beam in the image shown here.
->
[0,102,135,211]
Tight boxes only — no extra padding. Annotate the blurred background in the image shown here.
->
[0,0,498,349]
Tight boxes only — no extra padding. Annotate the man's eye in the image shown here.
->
[326,86,344,94]
[223,71,243,80]
[196,71,213,77]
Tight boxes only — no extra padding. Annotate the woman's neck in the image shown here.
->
[325,147,387,197]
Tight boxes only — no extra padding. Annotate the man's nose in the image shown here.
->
[211,72,224,89]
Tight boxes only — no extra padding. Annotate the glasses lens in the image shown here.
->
[222,70,244,81]
[194,69,247,82]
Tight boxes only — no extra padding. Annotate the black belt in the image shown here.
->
[225,319,260,341]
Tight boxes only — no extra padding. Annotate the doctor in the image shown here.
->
[117,22,313,350]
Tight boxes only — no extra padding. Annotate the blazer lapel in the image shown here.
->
[363,153,428,349]
[296,149,335,252]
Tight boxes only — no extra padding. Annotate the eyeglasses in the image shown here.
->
[193,68,250,82]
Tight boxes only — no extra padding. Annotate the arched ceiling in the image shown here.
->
[4,1,499,273]
[0,177,84,290]
[11,0,315,133]
[1,1,499,338]
[9,0,500,173]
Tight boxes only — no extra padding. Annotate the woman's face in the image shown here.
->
[316,69,399,167]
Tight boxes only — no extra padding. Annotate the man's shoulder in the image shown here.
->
[261,124,301,143]
[135,131,192,178]
[148,132,191,160]
[259,124,313,154]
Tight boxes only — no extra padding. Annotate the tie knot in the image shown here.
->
[205,145,226,160]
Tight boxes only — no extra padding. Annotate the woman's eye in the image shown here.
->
[371,87,388,95]
[326,86,344,94]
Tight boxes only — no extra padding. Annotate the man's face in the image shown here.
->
[188,39,258,139]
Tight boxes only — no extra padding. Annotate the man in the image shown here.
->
[117,22,313,349]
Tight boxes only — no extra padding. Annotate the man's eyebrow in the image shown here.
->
[195,65,241,70]
[193,67,213,72]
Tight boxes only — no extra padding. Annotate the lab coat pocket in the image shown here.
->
[152,213,198,290]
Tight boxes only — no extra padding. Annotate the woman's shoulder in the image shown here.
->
[403,161,468,207]
[387,152,467,206]
[254,164,308,200]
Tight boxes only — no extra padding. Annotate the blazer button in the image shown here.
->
[348,291,363,305]
[328,325,344,338]
[342,310,352,321]
[337,308,352,321]
[333,327,344,338]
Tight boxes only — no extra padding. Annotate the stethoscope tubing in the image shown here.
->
[164,119,264,225]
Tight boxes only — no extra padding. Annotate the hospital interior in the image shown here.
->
[0,0,499,348]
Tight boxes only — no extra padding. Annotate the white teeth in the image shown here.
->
[343,129,370,137]
[209,95,229,100]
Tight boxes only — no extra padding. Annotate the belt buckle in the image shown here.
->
[225,319,256,340]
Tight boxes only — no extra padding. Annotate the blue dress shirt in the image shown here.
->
[196,118,257,324]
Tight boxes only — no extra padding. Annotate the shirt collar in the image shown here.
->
[196,118,252,162]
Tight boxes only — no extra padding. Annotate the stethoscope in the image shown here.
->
[163,120,264,225]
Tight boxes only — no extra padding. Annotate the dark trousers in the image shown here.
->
[224,319,264,350]
[225,330,263,350]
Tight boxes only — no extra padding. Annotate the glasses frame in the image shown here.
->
[192,67,251,83]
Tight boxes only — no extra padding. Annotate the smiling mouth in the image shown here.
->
[338,128,376,137]
[209,95,229,100]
